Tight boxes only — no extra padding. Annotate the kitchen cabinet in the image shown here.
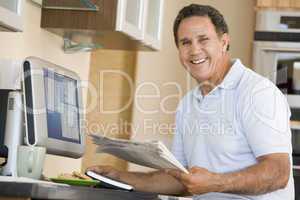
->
[0,0,23,31]
[256,0,273,8]
[256,0,300,9]
[41,0,164,51]
[291,0,300,8]
[116,0,145,41]
[143,0,164,50]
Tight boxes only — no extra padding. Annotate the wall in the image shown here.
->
[129,0,255,171]
[82,49,137,172]
[0,0,91,177]
[188,0,255,66]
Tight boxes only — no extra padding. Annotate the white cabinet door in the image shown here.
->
[0,0,23,31]
[116,0,146,40]
[115,0,164,50]
[143,0,164,50]
[0,0,19,12]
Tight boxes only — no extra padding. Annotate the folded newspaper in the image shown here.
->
[89,134,189,174]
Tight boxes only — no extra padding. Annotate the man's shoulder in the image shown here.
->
[237,62,280,96]
[233,61,288,112]
[236,62,289,113]
[238,62,268,86]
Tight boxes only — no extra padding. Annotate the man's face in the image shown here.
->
[177,16,229,84]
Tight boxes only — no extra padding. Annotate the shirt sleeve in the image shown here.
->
[241,79,292,158]
[171,109,188,167]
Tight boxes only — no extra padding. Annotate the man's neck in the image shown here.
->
[199,55,231,96]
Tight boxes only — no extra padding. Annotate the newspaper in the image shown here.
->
[89,133,189,174]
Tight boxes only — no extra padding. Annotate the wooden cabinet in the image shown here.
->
[82,49,137,172]
[0,0,23,31]
[291,0,300,8]
[256,0,300,9]
[41,0,164,51]
[256,0,273,7]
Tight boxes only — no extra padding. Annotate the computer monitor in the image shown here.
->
[22,57,85,158]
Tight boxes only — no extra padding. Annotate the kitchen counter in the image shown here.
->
[0,177,159,200]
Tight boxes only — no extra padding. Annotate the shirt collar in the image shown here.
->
[218,59,245,90]
[192,85,203,101]
[192,59,245,101]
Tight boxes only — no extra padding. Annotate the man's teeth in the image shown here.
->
[191,58,206,64]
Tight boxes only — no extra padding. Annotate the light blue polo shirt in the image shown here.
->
[172,59,294,200]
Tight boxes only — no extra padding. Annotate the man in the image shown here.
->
[88,4,294,199]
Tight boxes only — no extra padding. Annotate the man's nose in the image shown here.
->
[190,42,202,55]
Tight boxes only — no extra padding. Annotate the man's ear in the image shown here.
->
[223,45,227,52]
[221,33,230,52]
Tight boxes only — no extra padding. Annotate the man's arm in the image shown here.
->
[87,165,187,195]
[167,153,290,195]
[219,153,290,195]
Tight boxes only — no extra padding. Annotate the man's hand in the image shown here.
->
[86,165,187,195]
[167,153,290,196]
[86,165,121,180]
[167,167,220,195]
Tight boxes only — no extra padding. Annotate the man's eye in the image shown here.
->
[200,38,209,43]
[181,41,191,46]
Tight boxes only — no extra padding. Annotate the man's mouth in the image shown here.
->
[190,58,207,65]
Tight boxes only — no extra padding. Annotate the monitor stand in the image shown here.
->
[0,90,9,164]
[1,91,23,176]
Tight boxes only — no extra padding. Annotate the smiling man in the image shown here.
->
[175,11,230,93]
[87,4,294,200]
[168,4,294,199]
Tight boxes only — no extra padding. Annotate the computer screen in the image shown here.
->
[22,57,85,158]
[44,68,81,143]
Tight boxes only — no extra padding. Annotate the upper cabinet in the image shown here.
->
[256,0,300,9]
[41,0,164,51]
[116,0,145,40]
[0,0,23,31]
[143,0,164,50]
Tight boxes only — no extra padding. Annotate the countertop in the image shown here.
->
[0,176,159,200]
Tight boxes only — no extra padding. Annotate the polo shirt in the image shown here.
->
[172,59,294,200]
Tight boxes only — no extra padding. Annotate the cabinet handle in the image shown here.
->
[43,0,99,11]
